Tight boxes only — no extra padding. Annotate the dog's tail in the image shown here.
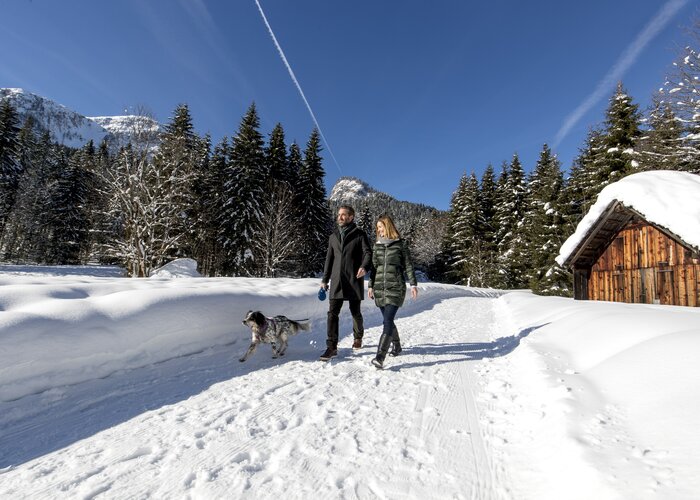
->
[291,319,311,332]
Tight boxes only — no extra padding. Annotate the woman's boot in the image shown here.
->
[372,333,392,369]
[389,325,402,356]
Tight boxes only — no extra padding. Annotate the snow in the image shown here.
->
[149,258,201,278]
[0,265,699,499]
[557,170,700,265]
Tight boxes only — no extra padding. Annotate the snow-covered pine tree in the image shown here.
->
[43,143,96,264]
[560,127,606,225]
[459,172,488,287]
[479,164,500,286]
[520,144,570,295]
[296,129,332,276]
[152,104,206,261]
[596,82,642,185]
[662,24,700,173]
[356,205,374,240]
[637,94,686,172]
[196,136,228,276]
[0,100,22,242]
[0,117,36,262]
[219,103,266,275]
[85,140,114,264]
[441,172,469,284]
[494,154,528,289]
[266,123,291,187]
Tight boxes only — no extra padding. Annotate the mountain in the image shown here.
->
[328,176,442,238]
[0,88,161,150]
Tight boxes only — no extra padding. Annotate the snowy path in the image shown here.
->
[0,295,509,499]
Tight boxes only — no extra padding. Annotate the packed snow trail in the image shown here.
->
[0,295,508,499]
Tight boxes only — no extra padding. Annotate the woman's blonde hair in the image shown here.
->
[376,215,401,239]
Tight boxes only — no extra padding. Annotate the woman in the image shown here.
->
[367,215,418,369]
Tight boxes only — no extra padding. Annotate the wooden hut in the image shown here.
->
[557,171,700,307]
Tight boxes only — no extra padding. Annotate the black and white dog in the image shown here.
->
[239,310,311,362]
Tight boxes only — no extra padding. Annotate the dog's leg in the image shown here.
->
[271,342,279,359]
[239,342,258,362]
[277,334,288,357]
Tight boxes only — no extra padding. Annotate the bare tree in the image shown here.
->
[98,107,195,277]
[249,182,300,277]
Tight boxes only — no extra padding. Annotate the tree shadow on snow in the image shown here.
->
[0,293,504,468]
[0,336,327,468]
[384,323,548,372]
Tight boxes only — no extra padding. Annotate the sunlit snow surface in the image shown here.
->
[0,265,698,499]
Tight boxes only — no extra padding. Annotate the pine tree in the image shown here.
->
[595,82,642,185]
[220,103,266,274]
[494,154,528,288]
[441,172,469,284]
[479,164,500,286]
[44,144,95,264]
[152,104,205,261]
[636,94,685,171]
[459,172,488,286]
[662,22,700,173]
[195,136,227,276]
[266,123,291,187]
[296,129,332,276]
[0,100,22,241]
[521,144,570,295]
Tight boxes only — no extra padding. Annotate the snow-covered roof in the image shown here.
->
[557,171,700,266]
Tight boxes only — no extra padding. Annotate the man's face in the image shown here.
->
[337,208,353,227]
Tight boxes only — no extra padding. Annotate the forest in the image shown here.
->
[0,26,699,293]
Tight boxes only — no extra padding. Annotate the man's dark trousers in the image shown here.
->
[327,299,363,348]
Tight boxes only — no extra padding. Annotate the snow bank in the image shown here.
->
[498,291,700,497]
[0,273,494,402]
[150,258,201,278]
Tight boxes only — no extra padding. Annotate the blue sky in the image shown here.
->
[1,0,697,210]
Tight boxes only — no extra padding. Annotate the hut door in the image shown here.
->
[656,262,675,305]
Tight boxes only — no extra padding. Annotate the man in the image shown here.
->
[319,205,372,360]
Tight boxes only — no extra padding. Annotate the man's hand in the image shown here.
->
[410,286,418,300]
[320,282,329,290]
[368,288,374,299]
[356,268,366,279]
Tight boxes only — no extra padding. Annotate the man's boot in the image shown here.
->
[320,344,338,361]
[372,334,392,369]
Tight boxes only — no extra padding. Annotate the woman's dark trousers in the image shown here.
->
[376,304,399,362]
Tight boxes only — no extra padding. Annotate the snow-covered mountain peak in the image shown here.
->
[329,177,379,202]
[0,88,162,150]
[1,88,109,148]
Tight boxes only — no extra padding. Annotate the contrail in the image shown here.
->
[254,0,342,173]
[553,0,689,148]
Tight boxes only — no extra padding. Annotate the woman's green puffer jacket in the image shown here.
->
[369,238,417,307]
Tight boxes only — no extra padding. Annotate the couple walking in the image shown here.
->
[319,205,418,369]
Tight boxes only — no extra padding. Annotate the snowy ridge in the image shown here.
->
[1,88,109,148]
[0,88,162,149]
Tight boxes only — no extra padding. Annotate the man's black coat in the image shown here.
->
[322,223,372,300]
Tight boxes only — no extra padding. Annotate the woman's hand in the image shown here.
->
[368,287,374,299]
[410,286,418,300]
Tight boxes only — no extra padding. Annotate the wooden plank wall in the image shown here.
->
[588,221,699,306]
